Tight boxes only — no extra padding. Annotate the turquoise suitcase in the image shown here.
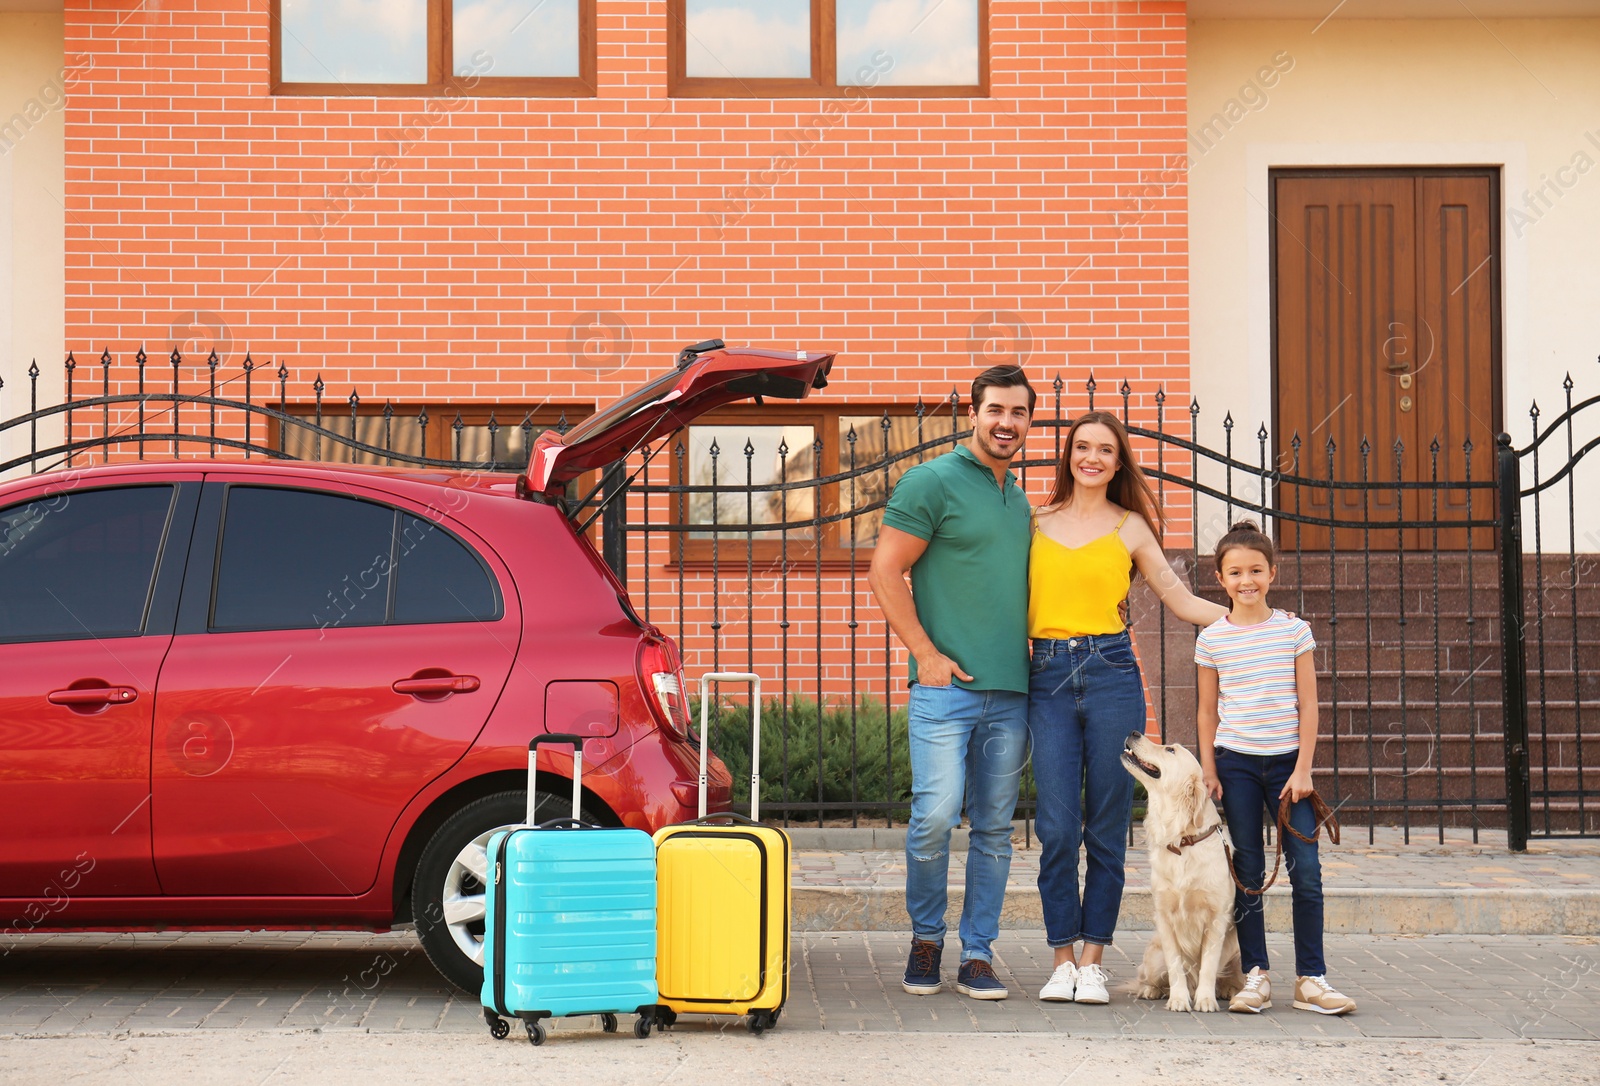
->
[481,733,661,1045]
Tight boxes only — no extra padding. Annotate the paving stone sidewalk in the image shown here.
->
[1,930,1596,1042]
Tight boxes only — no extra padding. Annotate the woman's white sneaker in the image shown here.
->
[1073,963,1111,1004]
[1039,961,1078,1002]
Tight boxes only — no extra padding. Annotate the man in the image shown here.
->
[867,365,1034,1000]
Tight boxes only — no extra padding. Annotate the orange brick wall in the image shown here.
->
[62,0,1192,711]
[63,0,1189,450]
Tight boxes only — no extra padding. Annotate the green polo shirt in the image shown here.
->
[881,444,1031,693]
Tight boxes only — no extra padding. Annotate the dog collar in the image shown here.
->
[1166,822,1221,855]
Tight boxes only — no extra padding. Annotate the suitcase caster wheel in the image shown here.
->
[601,1013,619,1033]
[489,1017,510,1040]
[633,1016,652,1039]
[748,1010,776,1034]
[658,1008,677,1028]
[525,1021,547,1046]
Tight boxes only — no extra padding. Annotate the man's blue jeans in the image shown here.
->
[1028,632,1147,948]
[904,683,1028,964]
[1214,746,1326,977]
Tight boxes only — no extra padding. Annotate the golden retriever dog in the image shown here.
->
[1121,732,1245,1012]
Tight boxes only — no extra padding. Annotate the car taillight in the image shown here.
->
[638,636,692,740]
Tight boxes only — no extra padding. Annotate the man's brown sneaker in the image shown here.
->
[1293,975,1356,1015]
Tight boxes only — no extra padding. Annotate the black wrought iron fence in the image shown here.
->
[0,348,556,474]
[615,372,1600,849]
[1519,375,1600,840]
[2,351,1597,848]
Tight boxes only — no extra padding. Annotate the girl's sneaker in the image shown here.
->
[1073,963,1111,1004]
[1228,967,1272,1013]
[1293,975,1356,1015]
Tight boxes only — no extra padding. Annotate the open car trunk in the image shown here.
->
[526,341,834,498]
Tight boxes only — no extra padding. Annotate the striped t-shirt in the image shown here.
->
[1194,610,1315,755]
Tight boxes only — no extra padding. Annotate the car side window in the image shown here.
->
[0,485,175,642]
[392,514,498,624]
[212,486,395,631]
[210,486,499,632]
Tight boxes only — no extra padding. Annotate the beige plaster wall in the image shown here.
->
[0,11,66,477]
[1188,17,1600,552]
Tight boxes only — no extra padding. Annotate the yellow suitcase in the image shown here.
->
[653,672,790,1033]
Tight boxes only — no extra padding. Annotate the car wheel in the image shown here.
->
[413,789,576,993]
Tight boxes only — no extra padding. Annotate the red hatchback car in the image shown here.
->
[0,344,833,992]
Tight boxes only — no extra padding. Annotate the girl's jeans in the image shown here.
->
[1214,746,1327,977]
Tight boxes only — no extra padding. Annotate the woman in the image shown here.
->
[1029,411,1228,1005]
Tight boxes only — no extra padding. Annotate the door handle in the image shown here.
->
[48,686,138,707]
[392,674,481,696]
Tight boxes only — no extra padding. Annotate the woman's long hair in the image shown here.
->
[1044,410,1166,543]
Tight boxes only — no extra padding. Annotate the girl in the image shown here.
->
[1030,412,1228,1005]
[1196,519,1356,1016]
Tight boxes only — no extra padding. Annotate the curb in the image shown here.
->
[791,886,1600,936]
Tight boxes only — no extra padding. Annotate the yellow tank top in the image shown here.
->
[1028,511,1134,639]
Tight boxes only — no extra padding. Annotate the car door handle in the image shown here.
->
[392,674,481,696]
[48,686,138,707]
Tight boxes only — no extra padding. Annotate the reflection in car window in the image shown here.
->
[393,514,498,623]
[213,487,395,631]
[211,487,499,632]
[0,486,174,642]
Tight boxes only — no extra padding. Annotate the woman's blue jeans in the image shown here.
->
[1214,746,1326,977]
[1028,632,1147,948]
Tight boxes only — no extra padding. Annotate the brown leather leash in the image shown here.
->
[1224,791,1340,897]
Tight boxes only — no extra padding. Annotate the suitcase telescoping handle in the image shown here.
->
[697,672,761,821]
[529,733,586,824]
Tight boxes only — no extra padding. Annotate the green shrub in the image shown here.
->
[699,695,912,813]
[696,694,1148,824]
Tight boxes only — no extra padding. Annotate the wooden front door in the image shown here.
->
[1273,170,1499,551]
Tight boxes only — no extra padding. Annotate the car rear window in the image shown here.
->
[210,486,500,632]
[0,485,175,642]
